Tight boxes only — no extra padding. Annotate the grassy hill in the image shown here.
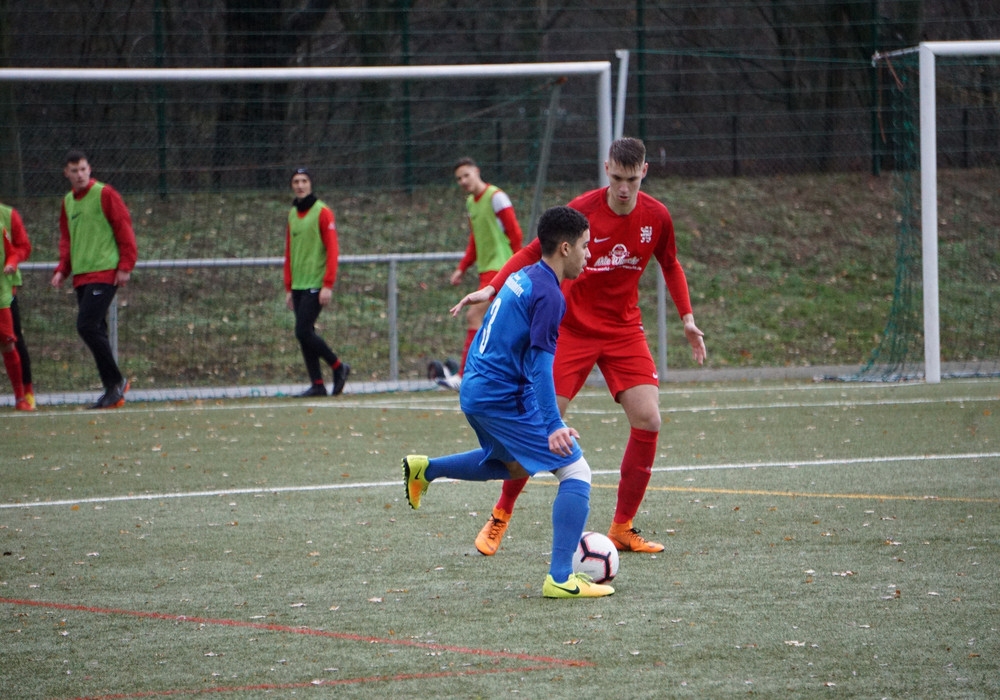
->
[13,168,998,388]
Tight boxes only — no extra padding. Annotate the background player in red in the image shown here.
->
[453,137,706,555]
[52,150,137,410]
[2,201,33,411]
[284,167,350,397]
[434,157,523,391]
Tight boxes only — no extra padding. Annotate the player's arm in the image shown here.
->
[451,232,477,285]
[528,290,578,455]
[3,210,31,274]
[52,204,72,287]
[528,346,578,456]
[283,223,294,309]
[451,238,542,316]
[493,195,523,253]
[319,207,338,305]
[656,228,706,365]
[101,185,137,286]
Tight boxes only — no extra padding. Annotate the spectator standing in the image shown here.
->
[51,150,137,409]
[283,167,350,397]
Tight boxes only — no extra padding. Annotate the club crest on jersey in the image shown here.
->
[640,225,653,244]
[592,243,639,270]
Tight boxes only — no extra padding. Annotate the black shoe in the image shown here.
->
[331,362,351,396]
[427,359,445,380]
[444,357,460,376]
[87,380,128,410]
[298,384,327,397]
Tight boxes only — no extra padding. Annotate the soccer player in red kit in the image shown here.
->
[2,202,33,411]
[452,137,706,555]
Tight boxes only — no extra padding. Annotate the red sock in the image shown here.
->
[497,476,528,514]
[613,427,658,524]
[3,349,24,399]
[460,328,477,375]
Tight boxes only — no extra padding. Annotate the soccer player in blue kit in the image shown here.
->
[402,205,613,599]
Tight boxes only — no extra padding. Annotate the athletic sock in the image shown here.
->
[549,478,590,582]
[497,476,528,513]
[3,349,24,399]
[460,327,477,374]
[426,449,508,481]
[613,427,658,525]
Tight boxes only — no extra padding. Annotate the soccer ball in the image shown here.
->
[572,531,619,584]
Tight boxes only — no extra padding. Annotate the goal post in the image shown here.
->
[916,41,1000,383]
[0,62,612,187]
[867,40,1000,383]
[0,61,615,400]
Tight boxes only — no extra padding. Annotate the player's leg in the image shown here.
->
[598,331,665,553]
[0,308,29,410]
[475,328,598,554]
[543,457,613,598]
[459,271,496,375]
[10,296,33,406]
[75,284,127,408]
[292,289,330,395]
[403,448,510,510]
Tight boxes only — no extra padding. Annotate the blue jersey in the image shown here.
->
[461,261,564,419]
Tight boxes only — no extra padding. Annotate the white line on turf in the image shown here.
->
[4,451,997,510]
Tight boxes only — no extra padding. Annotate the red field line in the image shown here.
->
[1,596,593,699]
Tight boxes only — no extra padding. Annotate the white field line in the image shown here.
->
[36,391,985,416]
[3,451,998,510]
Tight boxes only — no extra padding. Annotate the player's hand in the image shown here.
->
[3,264,15,275]
[51,271,65,289]
[450,285,494,317]
[548,426,580,457]
[114,269,131,288]
[285,292,294,311]
[449,268,464,286]
[319,287,332,306]
[682,314,706,365]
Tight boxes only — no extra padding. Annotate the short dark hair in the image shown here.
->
[537,205,589,256]
[65,149,88,165]
[608,137,646,169]
[453,157,477,172]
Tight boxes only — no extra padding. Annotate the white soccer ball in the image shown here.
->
[572,531,620,584]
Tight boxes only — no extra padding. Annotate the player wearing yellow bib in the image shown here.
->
[435,158,523,391]
[283,168,350,397]
[52,150,137,410]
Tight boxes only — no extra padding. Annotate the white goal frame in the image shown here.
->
[0,62,613,186]
[873,40,1000,383]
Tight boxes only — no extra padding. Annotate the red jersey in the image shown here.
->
[489,187,693,338]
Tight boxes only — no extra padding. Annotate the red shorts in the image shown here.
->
[0,307,14,344]
[554,324,658,402]
[477,271,496,290]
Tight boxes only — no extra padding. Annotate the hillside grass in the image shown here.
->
[13,168,999,385]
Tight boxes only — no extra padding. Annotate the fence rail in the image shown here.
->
[15,253,672,401]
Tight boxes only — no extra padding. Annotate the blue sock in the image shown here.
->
[426,449,509,482]
[549,478,590,583]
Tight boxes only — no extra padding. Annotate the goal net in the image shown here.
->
[1,64,611,402]
[854,41,1000,382]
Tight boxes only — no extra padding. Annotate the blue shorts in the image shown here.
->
[465,410,582,476]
